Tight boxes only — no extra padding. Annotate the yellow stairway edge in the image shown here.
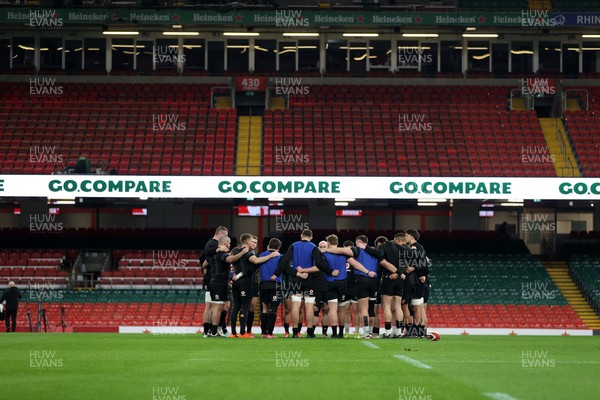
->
[544,263,600,329]
[566,99,581,111]
[538,118,580,177]
[235,116,263,176]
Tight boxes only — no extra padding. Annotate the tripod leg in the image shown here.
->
[42,310,48,333]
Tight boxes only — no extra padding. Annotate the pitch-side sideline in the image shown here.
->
[94,326,596,336]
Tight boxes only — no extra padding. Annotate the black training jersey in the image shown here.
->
[379,241,400,277]
[231,247,259,278]
[203,238,218,288]
[409,242,430,279]
[210,251,231,284]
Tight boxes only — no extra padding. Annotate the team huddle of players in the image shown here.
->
[201,226,432,339]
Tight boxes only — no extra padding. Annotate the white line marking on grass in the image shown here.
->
[483,392,519,400]
[424,360,600,365]
[394,355,433,369]
[361,341,380,349]
[423,360,507,364]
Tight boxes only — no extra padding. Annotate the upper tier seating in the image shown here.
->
[0,249,71,289]
[265,85,555,176]
[97,250,203,289]
[0,83,235,175]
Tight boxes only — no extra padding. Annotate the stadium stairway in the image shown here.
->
[528,0,551,10]
[269,96,286,110]
[236,116,263,175]
[566,99,581,111]
[214,96,232,108]
[511,98,528,110]
[538,118,580,177]
[544,261,600,329]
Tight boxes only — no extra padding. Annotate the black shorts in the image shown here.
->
[276,278,294,299]
[381,278,404,297]
[346,283,357,302]
[260,288,280,306]
[410,283,425,300]
[423,283,430,304]
[402,282,414,304]
[356,276,378,300]
[326,280,348,303]
[232,279,253,302]
[309,290,323,311]
[301,280,316,295]
[253,278,259,298]
[209,281,228,304]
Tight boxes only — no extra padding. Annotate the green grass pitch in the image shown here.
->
[1,334,598,400]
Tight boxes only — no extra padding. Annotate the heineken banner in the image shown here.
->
[2,8,599,27]
[1,175,599,200]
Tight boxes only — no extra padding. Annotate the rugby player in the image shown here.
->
[321,235,348,338]
[323,235,380,338]
[276,229,338,338]
[318,241,330,338]
[229,233,280,338]
[258,238,283,338]
[202,226,228,337]
[375,234,407,338]
[405,229,430,338]
[207,235,242,337]
[342,240,359,337]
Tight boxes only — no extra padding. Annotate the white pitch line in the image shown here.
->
[483,392,519,400]
[394,355,433,369]
[422,360,600,365]
[361,341,380,349]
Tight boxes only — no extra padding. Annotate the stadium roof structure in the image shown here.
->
[2,7,600,28]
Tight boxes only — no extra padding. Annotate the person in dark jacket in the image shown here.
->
[1,281,22,332]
